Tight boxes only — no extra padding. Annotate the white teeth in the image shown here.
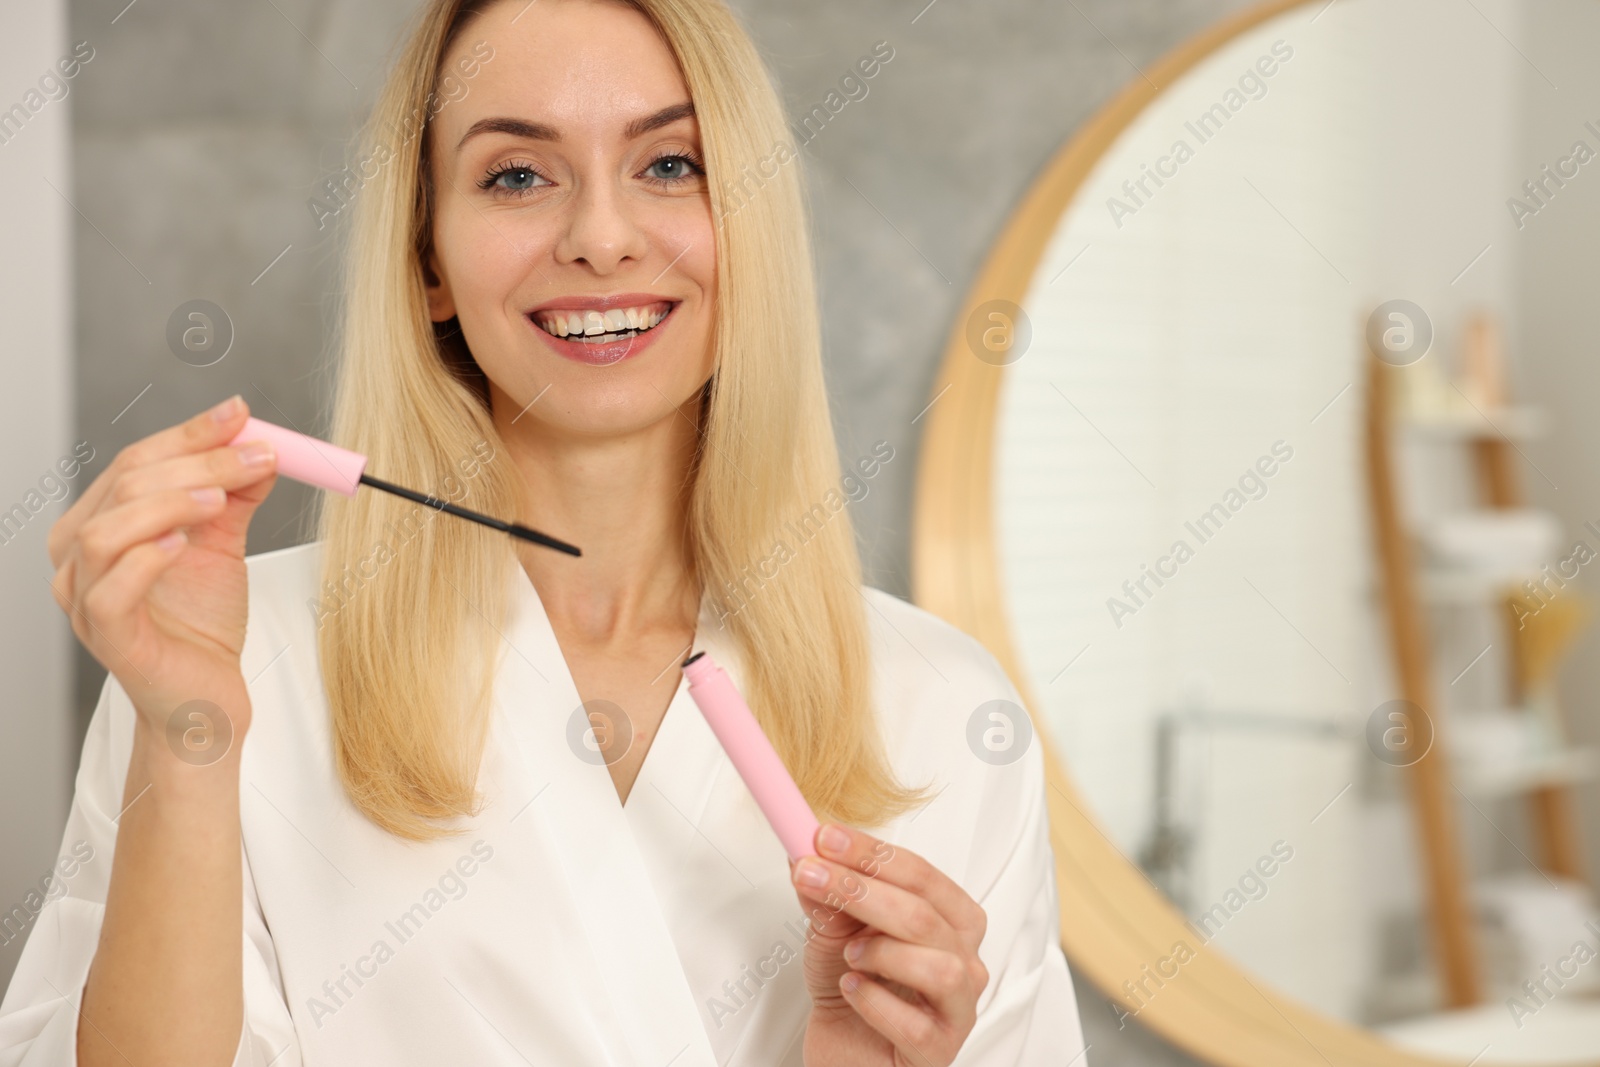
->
[533,302,673,339]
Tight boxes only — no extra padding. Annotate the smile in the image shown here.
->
[531,300,675,344]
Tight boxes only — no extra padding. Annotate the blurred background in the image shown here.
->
[3,0,1598,1064]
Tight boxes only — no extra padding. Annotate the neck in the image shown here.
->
[490,384,701,645]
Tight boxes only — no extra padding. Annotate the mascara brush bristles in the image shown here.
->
[357,473,581,557]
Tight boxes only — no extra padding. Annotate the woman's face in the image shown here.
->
[424,0,717,439]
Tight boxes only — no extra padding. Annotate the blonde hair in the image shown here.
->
[312,0,929,840]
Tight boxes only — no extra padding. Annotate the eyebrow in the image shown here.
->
[454,101,696,152]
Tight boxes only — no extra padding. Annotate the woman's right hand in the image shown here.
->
[46,394,279,744]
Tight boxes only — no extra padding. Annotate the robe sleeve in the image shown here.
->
[0,671,302,1067]
[952,658,1090,1067]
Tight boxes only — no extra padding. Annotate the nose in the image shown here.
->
[552,171,651,274]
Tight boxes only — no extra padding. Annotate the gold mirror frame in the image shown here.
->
[909,1,1594,1063]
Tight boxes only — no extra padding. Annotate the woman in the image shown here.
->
[2,0,1084,1063]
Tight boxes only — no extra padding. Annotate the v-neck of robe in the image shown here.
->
[509,559,710,813]
[494,558,723,1067]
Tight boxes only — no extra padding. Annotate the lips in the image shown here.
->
[525,298,679,366]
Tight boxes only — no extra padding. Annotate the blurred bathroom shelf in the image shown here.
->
[1380,998,1600,1065]
[1416,568,1535,605]
[1366,311,1592,1012]
[1450,704,1596,798]
[1454,744,1598,798]
[1378,567,1546,606]
[1400,404,1547,440]
[1362,969,1443,1027]
[1414,508,1563,603]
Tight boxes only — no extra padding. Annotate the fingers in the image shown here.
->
[792,834,988,1063]
[63,532,189,675]
[100,441,277,513]
[64,485,228,665]
[111,394,254,477]
[48,395,252,569]
[795,884,868,941]
[797,825,986,956]
[72,486,231,589]
[795,855,957,955]
[843,935,986,1027]
[839,970,950,1067]
[813,824,987,946]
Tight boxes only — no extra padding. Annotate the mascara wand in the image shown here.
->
[229,416,581,557]
[356,472,579,555]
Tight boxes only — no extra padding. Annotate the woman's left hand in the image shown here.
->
[791,823,989,1066]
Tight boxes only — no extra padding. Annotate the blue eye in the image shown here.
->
[492,166,539,192]
[642,151,705,188]
[478,162,547,196]
[646,155,696,181]
[497,167,536,190]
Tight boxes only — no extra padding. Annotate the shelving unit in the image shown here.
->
[1453,745,1596,798]
[1364,310,1593,1010]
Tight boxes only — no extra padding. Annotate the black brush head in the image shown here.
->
[507,523,582,557]
[359,473,581,557]
[682,650,706,668]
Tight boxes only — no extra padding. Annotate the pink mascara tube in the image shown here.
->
[682,650,820,860]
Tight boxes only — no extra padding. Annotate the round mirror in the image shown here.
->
[914,0,1600,1063]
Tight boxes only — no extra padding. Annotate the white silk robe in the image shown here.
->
[0,540,1086,1065]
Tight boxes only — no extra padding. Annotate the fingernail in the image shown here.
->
[844,938,865,963]
[795,859,828,888]
[190,487,225,505]
[236,441,275,467]
[841,972,861,995]
[818,824,850,855]
[210,394,242,422]
[157,529,186,552]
